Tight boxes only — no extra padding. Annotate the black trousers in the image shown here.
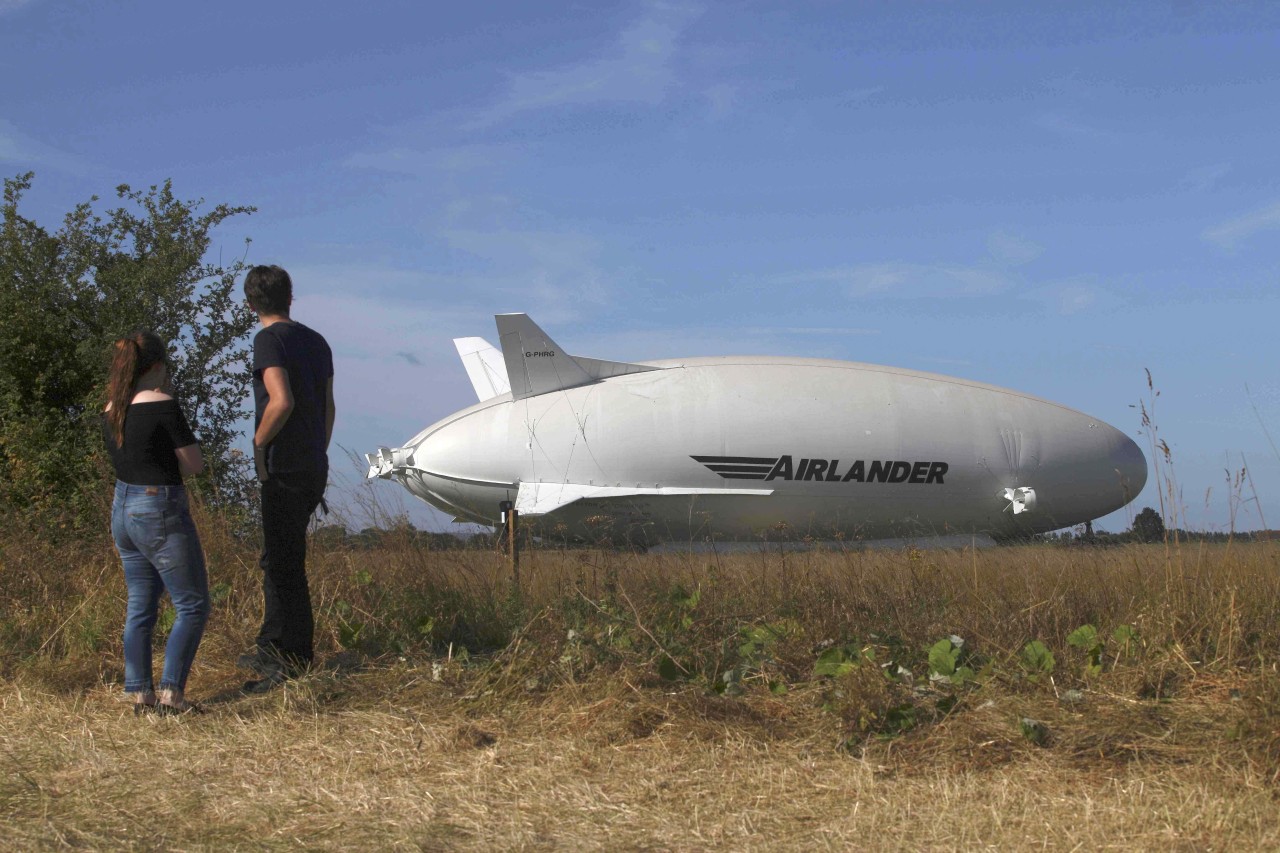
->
[256,469,327,667]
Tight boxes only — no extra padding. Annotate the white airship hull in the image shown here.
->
[369,317,1147,545]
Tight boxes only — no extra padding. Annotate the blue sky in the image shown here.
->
[3,1,1278,533]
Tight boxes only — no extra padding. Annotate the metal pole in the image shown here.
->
[509,508,520,578]
[500,500,520,585]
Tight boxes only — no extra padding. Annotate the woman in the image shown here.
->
[102,331,209,715]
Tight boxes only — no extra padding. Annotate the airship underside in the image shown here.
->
[367,314,1147,544]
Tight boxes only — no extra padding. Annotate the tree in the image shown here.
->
[0,172,257,528]
[1131,507,1165,543]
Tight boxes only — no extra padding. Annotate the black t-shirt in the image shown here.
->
[101,399,198,486]
[253,320,333,474]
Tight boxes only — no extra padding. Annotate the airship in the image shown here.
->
[367,314,1147,545]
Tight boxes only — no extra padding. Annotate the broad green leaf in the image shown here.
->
[1112,624,1138,655]
[814,647,856,678]
[1021,640,1055,675]
[928,638,960,677]
[1066,624,1099,650]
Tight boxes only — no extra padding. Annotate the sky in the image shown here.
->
[3,0,1278,534]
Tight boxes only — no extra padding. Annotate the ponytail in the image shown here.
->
[104,331,167,447]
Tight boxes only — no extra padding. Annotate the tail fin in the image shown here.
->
[495,313,659,400]
[453,337,511,401]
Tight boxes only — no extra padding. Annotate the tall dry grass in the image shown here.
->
[2,502,1279,849]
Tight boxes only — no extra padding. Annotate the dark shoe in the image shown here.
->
[156,701,204,716]
[241,667,290,694]
[236,647,283,675]
[132,703,157,717]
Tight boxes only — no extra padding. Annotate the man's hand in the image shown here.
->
[255,444,269,482]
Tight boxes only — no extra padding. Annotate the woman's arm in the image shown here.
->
[175,443,204,477]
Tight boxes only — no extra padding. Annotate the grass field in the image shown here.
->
[2,512,1278,850]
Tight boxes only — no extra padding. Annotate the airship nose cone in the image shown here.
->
[1111,432,1148,504]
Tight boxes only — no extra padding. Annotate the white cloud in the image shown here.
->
[568,324,867,363]
[0,131,20,160]
[986,230,1042,267]
[468,3,703,129]
[315,226,608,330]
[776,262,1011,299]
[1202,201,1280,250]
[343,143,514,180]
[440,194,517,223]
[918,356,974,368]
[1048,284,1097,314]
[701,83,737,120]
[291,220,614,330]
[772,228,1047,302]
[0,119,89,173]
[749,327,881,337]
[437,226,612,318]
[1021,279,1113,316]
[1033,112,1119,141]
[1179,162,1231,193]
[288,263,449,300]
[838,86,884,106]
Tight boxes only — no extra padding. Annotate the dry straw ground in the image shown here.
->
[2,512,1278,850]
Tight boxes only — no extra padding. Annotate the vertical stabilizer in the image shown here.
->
[496,314,594,400]
[453,337,511,401]
[493,313,662,400]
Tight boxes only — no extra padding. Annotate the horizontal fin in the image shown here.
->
[515,481,772,516]
[572,354,661,382]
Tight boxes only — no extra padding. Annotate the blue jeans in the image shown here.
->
[111,481,210,694]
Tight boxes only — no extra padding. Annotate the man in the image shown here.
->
[238,265,334,692]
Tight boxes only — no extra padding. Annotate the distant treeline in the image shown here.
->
[1036,528,1276,545]
[313,524,495,551]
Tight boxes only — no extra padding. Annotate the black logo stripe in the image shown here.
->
[691,455,779,480]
